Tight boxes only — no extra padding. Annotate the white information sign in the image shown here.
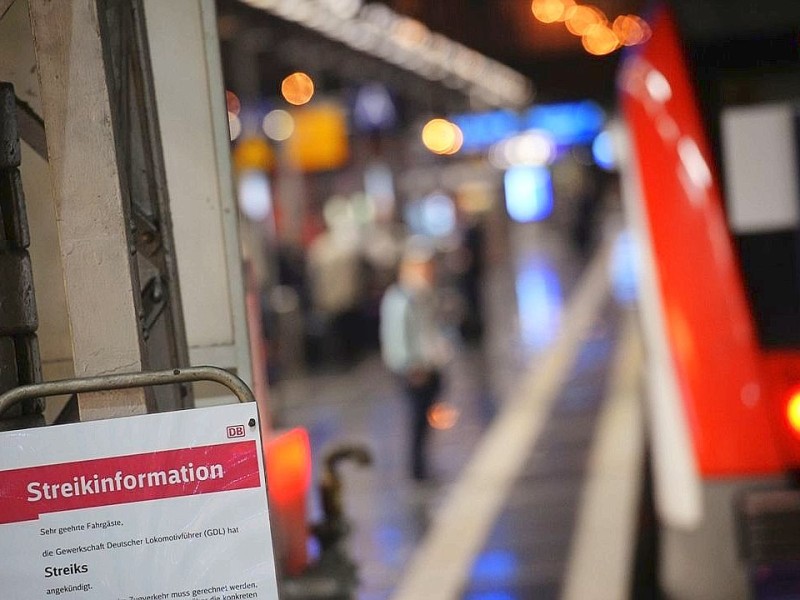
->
[0,403,280,600]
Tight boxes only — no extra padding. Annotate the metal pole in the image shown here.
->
[0,366,254,417]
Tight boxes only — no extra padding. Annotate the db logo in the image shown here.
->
[226,425,246,439]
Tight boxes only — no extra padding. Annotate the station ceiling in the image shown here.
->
[217,0,649,109]
[377,0,645,103]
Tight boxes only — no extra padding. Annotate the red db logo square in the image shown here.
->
[227,425,246,439]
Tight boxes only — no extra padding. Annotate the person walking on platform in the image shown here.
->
[380,243,448,480]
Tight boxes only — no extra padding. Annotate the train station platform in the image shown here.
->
[274,221,646,599]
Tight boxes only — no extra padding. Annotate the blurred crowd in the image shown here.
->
[261,198,488,383]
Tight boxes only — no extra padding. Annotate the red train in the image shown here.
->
[619,1,800,597]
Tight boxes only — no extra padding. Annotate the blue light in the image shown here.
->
[450,100,606,152]
[451,102,605,152]
[353,83,397,131]
[450,110,520,152]
[522,101,605,146]
[610,230,640,304]
[504,166,553,223]
[421,194,457,237]
[515,258,563,350]
[463,592,517,600]
[404,193,457,237]
[592,130,616,171]
[470,550,518,582]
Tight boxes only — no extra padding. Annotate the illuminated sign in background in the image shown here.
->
[452,101,606,152]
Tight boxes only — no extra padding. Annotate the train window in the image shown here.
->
[671,0,800,347]
[720,104,800,347]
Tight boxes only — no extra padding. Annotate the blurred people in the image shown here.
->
[307,200,363,366]
[380,243,448,480]
[459,216,486,342]
[571,162,610,260]
[360,222,403,349]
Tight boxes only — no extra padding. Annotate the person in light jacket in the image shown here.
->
[380,244,448,480]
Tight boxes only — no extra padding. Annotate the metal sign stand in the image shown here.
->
[0,366,255,418]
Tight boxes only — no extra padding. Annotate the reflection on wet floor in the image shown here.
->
[275,224,608,599]
[462,302,621,599]
[515,255,564,351]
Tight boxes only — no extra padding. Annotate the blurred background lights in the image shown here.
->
[225,90,241,116]
[787,389,800,435]
[353,83,397,131]
[451,110,520,153]
[515,259,563,350]
[392,17,431,49]
[504,166,554,223]
[592,130,617,170]
[286,103,349,171]
[228,111,242,141]
[645,68,672,103]
[531,0,574,24]
[427,402,460,430]
[421,118,464,155]
[523,101,605,146]
[612,15,652,46]
[565,5,605,36]
[404,193,457,238]
[363,162,396,219]
[322,195,355,231]
[508,131,556,166]
[320,0,362,19]
[237,171,273,221]
[531,1,651,57]
[262,109,295,141]
[241,0,531,109]
[233,137,274,172]
[490,130,556,169]
[281,72,315,105]
[421,193,457,237]
[582,23,620,56]
[609,230,640,304]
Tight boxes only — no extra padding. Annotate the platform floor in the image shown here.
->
[274,222,645,600]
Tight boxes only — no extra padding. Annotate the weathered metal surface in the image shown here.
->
[0,82,20,168]
[0,366,255,416]
[13,334,41,392]
[0,168,29,246]
[0,336,17,392]
[140,275,167,340]
[0,80,41,425]
[96,0,192,411]
[0,250,36,335]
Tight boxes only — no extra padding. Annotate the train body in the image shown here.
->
[619,2,800,597]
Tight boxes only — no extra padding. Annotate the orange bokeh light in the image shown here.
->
[281,72,315,106]
[531,0,575,24]
[421,118,463,155]
[582,23,620,55]
[612,14,652,46]
[565,5,606,36]
[427,402,460,430]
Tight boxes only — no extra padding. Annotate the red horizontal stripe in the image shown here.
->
[0,441,261,525]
